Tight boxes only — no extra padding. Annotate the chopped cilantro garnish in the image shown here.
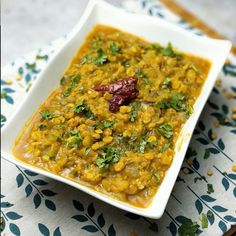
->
[67,130,78,136]
[73,102,94,119]
[148,140,157,148]
[157,123,173,139]
[161,43,175,57]
[130,103,138,122]
[114,134,124,144]
[94,147,120,169]
[91,36,102,49]
[161,78,171,89]
[94,48,108,65]
[151,43,162,52]
[156,93,193,116]
[135,68,147,78]
[201,213,208,229]
[135,68,149,84]
[123,61,131,68]
[40,110,53,120]
[80,55,92,65]
[66,131,82,148]
[176,54,183,61]
[171,93,186,110]
[110,42,120,54]
[178,219,199,236]
[71,73,80,83]
[160,143,171,152]
[207,183,214,194]
[152,42,182,59]
[85,147,91,156]
[140,136,148,153]
[60,76,66,85]
[139,136,157,153]
[98,120,115,129]
[63,73,81,97]
[189,64,198,73]
[152,171,161,184]
[102,120,115,128]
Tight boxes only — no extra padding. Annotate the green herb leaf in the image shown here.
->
[95,147,120,169]
[140,136,148,153]
[63,73,81,97]
[152,42,182,59]
[73,102,94,119]
[110,42,120,54]
[123,61,131,68]
[66,131,82,148]
[178,219,200,236]
[40,110,53,120]
[91,36,102,49]
[135,68,149,84]
[148,141,157,148]
[207,183,214,194]
[151,43,162,52]
[130,103,138,122]
[176,54,183,61]
[80,55,92,65]
[171,92,186,111]
[98,120,115,129]
[114,134,124,144]
[85,147,91,156]
[189,64,198,72]
[139,135,157,153]
[161,78,171,89]
[155,100,169,109]
[135,68,147,78]
[156,92,193,116]
[94,48,108,65]
[160,143,171,152]
[153,171,161,184]
[60,76,66,85]
[201,213,208,229]
[161,43,175,57]
[157,123,173,139]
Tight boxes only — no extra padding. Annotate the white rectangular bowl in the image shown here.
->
[1,0,232,219]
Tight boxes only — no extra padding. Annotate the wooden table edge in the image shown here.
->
[159,0,236,56]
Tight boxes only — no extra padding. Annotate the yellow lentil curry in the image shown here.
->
[13,25,211,207]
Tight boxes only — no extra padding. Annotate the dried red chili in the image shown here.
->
[94,77,138,112]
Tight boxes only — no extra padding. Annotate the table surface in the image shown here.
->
[1,0,236,66]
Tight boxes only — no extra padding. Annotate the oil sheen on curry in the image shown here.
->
[13,24,211,207]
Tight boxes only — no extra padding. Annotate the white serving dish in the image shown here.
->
[1,0,231,219]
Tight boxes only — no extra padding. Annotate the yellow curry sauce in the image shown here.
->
[13,24,211,207]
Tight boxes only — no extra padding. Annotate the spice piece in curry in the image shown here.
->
[13,24,211,208]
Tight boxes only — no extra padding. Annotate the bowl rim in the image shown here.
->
[1,0,232,219]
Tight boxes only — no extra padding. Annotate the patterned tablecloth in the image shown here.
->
[1,0,236,235]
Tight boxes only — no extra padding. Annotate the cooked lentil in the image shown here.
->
[13,24,211,207]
